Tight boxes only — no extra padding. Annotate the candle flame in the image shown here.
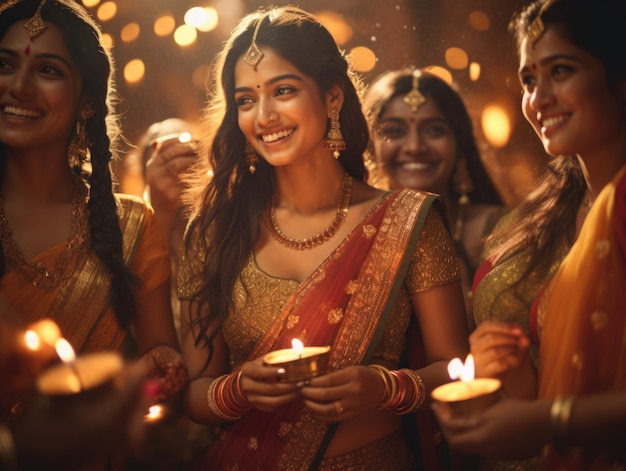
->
[55,338,76,363]
[178,132,192,143]
[145,404,163,421]
[24,330,41,350]
[24,319,62,351]
[291,338,304,356]
[447,354,475,382]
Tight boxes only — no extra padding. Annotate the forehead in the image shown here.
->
[519,27,578,67]
[234,47,306,85]
[1,20,72,61]
[381,95,444,120]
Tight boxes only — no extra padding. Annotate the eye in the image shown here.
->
[0,57,15,72]
[551,63,573,79]
[519,73,535,92]
[275,85,296,97]
[40,64,63,76]
[235,95,255,108]
[422,122,450,138]
[378,123,406,140]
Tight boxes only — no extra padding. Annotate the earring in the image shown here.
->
[67,107,94,169]
[452,157,473,242]
[245,141,259,174]
[323,109,347,159]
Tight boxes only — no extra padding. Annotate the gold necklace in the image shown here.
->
[266,173,352,250]
[0,176,88,291]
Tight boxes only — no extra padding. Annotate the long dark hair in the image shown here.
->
[183,6,370,357]
[364,68,502,206]
[0,0,137,328]
[489,0,626,281]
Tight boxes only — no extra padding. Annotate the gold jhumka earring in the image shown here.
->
[323,109,347,159]
[245,142,259,174]
[68,107,94,169]
[403,69,426,112]
[525,1,552,45]
[24,0,48,39]
[244,15,265,69]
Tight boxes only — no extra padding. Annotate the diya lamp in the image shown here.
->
[431,354,501,417]
[37,339,123,396]
[143,404,167,423]
[263,339,331,383]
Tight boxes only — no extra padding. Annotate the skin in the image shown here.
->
[0,22,181,401]
[182,47,469,458]
[435,24,626,457]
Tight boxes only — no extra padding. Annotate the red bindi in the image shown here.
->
[25,44,31,56]
[531,63,537,70]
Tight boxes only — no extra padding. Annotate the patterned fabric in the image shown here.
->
[179,189,460,470]
[537,165,626,470]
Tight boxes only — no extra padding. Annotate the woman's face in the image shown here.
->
[372,94,457,196]
[0,21,82,153]
[519,27,624,159]
[234,47,338,168]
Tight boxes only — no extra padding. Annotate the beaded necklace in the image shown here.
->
[266,173,352,250]
[0,176,88,290]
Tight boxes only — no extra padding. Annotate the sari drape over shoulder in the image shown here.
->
[1,194,170,354]
[198,189,442,471]
[537,165,626,470]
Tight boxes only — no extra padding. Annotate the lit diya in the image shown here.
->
[263,339,330,383]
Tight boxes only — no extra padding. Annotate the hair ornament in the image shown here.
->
[525,0,552,45]
[403,69,426,112]
[244,15,265,69]
[24,0,48,40]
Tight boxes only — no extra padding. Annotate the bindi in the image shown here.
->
[531,63,537,70]
[24,44,31,56]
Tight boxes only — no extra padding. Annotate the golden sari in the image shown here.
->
[0,194,170,354]
[180,189,460,470]
[536,166,626,470]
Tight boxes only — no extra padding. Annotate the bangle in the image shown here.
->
[207,370,253,421]
[550,395,575,454]
[0,424,17,471]
[368,365,426,415]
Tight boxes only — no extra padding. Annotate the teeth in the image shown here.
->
[542,115,567,127]
[401,162,431,170]
[3,106,41,118]
[261,128,293,143]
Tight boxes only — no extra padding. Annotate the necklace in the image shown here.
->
[0,176,88,291]
[266,173,352,250]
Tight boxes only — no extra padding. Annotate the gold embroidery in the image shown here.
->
[590,310,609,331]
[286,314,300,329]
[328,308,343,324]
[345,280,359,295]
[362,224,376,239]
[248,436,258,450]
[278,421,293,437]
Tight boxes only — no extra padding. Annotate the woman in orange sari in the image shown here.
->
[178,6,469,470]
[434,0,626,469]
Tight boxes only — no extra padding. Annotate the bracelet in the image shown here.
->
[550,395,575,454]
[0,424,17,471]
[368,365,426,415]
[207,370,253,421]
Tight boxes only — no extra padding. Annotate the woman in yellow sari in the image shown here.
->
[178,6,470,470]
[0,0,187,434]
[434,0,626,469]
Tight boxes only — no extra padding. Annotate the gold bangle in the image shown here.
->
[0,424,18,471]
[550,395,575,454]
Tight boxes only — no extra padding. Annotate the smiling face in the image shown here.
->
[518,27,624,159]
[0,21,82,154]
[234,47,340,168]
[373,95,457,196]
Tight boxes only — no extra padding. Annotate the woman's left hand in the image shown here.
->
[139,345,189,403]
[299,365,384,422]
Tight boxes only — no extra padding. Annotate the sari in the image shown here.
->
[0,194,170,354]
[188,189,455,470]
[535,165,626,470]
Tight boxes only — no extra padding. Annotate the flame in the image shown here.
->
[291,338,304,356]
[145,405,163,421]
[24,319,61,351]
[178,132,192,143]
[447,354,475,382]
[24,330,41,350]
[55,338,76,363]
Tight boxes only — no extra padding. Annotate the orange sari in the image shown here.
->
[537,165,626,470]
[201,189,438,471]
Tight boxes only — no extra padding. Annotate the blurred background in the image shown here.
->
[81,0,547,206]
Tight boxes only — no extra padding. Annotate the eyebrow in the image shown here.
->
[0,47,72,68]
[234,73,303,93]
[518,53,582,75]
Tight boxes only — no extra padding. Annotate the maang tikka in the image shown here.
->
[404,69,425,112]
[24,0,48,40]
[244,15,265,69]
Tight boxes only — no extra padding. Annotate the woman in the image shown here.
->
[178,6,469,470]
[434,0,626,469]
[364,69,505,329]
[0,0,187,429]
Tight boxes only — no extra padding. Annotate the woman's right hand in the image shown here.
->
[239,357,299,412]
[470,321,536,398]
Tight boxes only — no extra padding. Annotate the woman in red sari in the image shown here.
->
[178,6,469,470]
[434,0,626,469]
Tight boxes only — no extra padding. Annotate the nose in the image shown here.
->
[404,127,423,154]
[528,77,554,112]
[256,98,278,126]
[8,67,33,99]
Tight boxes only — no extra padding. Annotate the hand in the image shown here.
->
[470,321,536,397]
[432,396,551,459]
[139,345,189,403]
[299,365,384,422]
[239,357,299,412]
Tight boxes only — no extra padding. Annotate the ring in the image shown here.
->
[334,400,344,415]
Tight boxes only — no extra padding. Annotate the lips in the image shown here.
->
[260,127,295,143]
[540,113,569,129]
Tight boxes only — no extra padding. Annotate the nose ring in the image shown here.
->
[268,112,278,122]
